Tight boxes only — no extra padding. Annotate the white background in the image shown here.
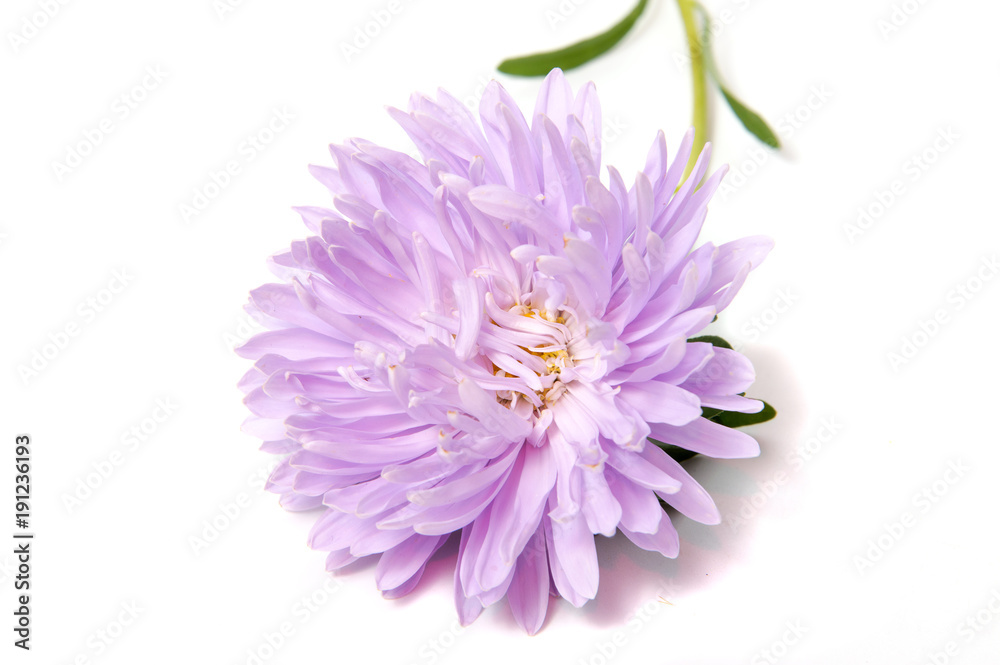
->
[3,0,999,663]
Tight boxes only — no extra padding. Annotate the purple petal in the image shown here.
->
[507,527,550,635]
[649,417,760,459]
[547,507,599,601]
[620,516,679,558]
[376,534,446,591]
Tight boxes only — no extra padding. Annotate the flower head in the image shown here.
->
[237,69,771,634]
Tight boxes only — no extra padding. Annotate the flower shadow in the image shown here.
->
[579,344,808,629]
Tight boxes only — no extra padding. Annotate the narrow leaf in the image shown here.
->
[694,2,781,148]
[687,334,733,350]
[651,399,775,466]
[498,0,648,76]
[701,406,724,421]
[710,400,777,428]
[649,438,699,464]
[717,87,781,148]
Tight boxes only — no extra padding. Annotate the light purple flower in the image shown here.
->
[237,69,771,634]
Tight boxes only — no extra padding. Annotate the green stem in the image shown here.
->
[676,0,708,185]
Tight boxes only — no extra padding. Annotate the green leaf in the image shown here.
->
[649,438,700,464]
[710,400,777,428]
[687,334,733,350]
[701,406,724,421]
[694,2,781,149]
[717,86,781,148]
[652,332,775,462]
[686,337,777,426]
[650,400,775,466]
[497,0,648,76]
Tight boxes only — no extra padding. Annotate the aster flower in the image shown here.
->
[237,69,771,634]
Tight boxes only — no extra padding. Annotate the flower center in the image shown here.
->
[490,304,583,413]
